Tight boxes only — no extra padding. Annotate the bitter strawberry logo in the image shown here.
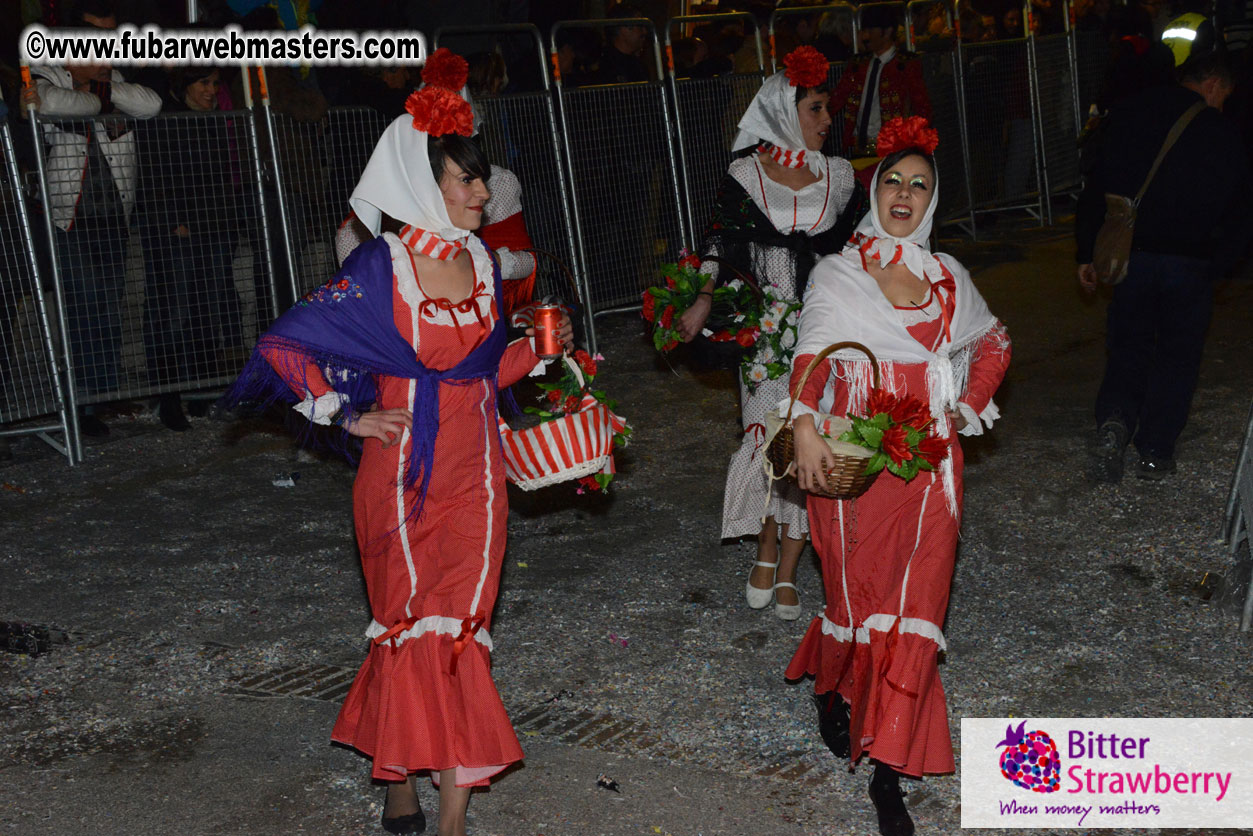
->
[996,721,1061,793]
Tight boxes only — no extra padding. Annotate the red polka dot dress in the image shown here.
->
[785,289,1010,778]
[310,232,537,786]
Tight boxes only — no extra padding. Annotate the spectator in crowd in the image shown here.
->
[598,2,651,84]
[829,6,932,155]
[554,27,601,88]
[813,9,855,61]
[1098,4,1176,112]
[138,66,242,431]
[1076,0,1114,33]
[31,0,162,436]
[230,4,328,308]
[1078,53,1252,482]
[1139,0,1172,38]
[355,66,416,118]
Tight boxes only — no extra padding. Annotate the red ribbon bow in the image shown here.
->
[450,614,486,675]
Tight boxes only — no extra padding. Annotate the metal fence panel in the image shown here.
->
[1031,33,1082,196]
[671,72,764,243]
[558,82,686,313]
[472,92,584,304]
[0,120,70,455]
[958,39,1042,213]
[269,106,390,299]
[33,110,277,408]
[920,48,973,226]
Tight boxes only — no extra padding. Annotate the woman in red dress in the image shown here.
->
[786,119,1010,836]
[227,51,570,836]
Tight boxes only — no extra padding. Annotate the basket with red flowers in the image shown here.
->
[496,350,632,494]
[766,341,949,497]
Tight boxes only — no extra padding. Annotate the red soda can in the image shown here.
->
[533,304,564,360]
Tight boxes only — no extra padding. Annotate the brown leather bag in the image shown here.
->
[1092,101,1205,285]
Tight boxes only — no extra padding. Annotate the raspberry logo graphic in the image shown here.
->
[996,721,1061,793]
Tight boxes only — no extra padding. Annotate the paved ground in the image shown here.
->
[2,220,1253,836]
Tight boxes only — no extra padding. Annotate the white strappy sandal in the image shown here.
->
[745,561,777,609]
[773,582,802,621]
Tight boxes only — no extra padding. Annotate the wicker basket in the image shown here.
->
[766,341,882,499]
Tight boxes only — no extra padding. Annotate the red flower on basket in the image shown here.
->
[524,351,632,493]
[837,389,949,481]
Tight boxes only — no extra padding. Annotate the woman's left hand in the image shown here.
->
[525,313,575,353]
[946,409,968,432]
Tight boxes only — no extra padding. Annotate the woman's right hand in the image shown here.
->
[793,415,836,493]
[677,294,712,342]
[344,407,413,448]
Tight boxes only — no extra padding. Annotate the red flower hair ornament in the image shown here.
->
[782,46,828,89]
[876,115,939,157]
[405,47,474,137]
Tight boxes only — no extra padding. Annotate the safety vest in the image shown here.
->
[1162,12,1207,65]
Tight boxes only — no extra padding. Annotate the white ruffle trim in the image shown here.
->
[366,616,494,651]
[819,610,946,651]
[294,390,349,425]
[957,398,1000,437]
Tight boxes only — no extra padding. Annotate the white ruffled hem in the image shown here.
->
[957,398,1000,437]
[366,616,494,651]
[819,610,946,651]
[294,390,349,425]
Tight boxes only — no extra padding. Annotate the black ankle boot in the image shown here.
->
[158,393,190,432]
[869,763,915,836]
[813,691,850,758]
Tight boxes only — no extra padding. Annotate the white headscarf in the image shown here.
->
[732,70,824,177]
[851,155,945,284]
[348,115,468,244]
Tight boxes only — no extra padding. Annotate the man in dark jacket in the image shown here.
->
[1077,53,1251,482]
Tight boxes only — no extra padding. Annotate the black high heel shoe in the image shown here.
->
[868,763,915,836]
[381,785,426,835]
[813,691,851,759]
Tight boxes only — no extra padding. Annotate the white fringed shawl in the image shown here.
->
[792,249,1000,516]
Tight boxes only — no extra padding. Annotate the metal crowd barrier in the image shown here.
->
[665,12,766,248]
[957,37,1046,221]
[1226,399,1253,629]
[28,108,279,460]
[436,24,593,349]
[263,100,390,302]
[551,19,689,319]
[1031,32,1083,211]
[0,120,73,463]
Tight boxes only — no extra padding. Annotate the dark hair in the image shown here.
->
[860,5,899,31]
[169,66,220,103]
[606,2,646,38]
[65,0,116,26]
[428,133,490,184]
[1179,49,1232,86]
[875,148,936,185]
[794,81,830,101]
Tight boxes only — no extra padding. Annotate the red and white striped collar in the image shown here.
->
[398,224,466,261]
[758,143,808,170]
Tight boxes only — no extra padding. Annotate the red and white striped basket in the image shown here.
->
[497,356,627,491]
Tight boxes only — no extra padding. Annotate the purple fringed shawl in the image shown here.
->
[223,236,510,515]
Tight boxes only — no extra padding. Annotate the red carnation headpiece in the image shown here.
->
[405,48,473,137]
[782,46,828,89]
[875,116,939,157]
